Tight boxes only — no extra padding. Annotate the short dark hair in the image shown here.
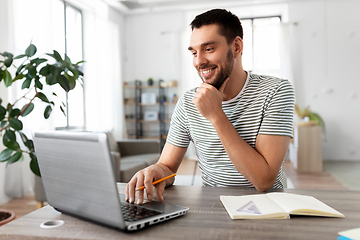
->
[190,9,243,44]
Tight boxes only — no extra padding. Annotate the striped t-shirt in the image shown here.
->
[167,72,295,188]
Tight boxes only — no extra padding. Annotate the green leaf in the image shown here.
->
[46,74,57,85]
[75,60,85,65]
[9,118,23,130]
[3,69,12,87]
[0,68,3,82]
[27,65,37,78]
[60,105,66,116]
[37,92,50,103]
[9,108,20,117]
[4,140,20,151]
[13,73,24,81]
[0,120,7,128]
[65,72,76,90]
[31,58,47,65]
[16,63,26,76]
[21,103,34,117]
[44,105,52,119]
[64,54,71,64]
[21,78,32,89]
[3,129,16,144]
[53,50,63,62]
[6,151,23,166]
[39,64,51,76]
[57,75,70,92]
[2,52,13,58]
[35,77,43,90]
[4,55,13,68]
[19,132,28,145]
[26,139,34,150]
[0,149,13,162]
[29,153,41,177]
[25,44,37,57]
[0,105,6,116]
[68,65,79,79]
[14,54,27,60]
[50,65,61,76]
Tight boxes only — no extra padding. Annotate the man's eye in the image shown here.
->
[191,52,197,56]
[205,48,214,52]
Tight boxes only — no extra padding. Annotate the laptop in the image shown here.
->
[32,131,189,231]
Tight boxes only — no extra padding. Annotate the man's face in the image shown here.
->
[188,24,234,90]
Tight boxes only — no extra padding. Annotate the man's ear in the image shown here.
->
[233,36,243,58]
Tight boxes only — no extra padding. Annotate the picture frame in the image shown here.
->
[144,110,158,121]
[141,93,157,104]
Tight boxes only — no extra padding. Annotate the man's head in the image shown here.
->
[190,9,243,44]
[188,9,243,90]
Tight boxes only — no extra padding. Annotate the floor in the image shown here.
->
[0,159,357,221]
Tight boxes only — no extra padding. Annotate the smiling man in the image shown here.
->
[126,9,295,205]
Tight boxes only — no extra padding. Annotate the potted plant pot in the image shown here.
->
[0,209,15,226]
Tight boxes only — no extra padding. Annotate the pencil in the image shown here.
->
[135,173,176,191]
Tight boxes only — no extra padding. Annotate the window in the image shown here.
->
[241,16,282,77]
[52,0,85,130]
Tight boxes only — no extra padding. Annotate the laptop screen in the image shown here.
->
[33,131,126,229]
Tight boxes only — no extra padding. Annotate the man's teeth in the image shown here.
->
[202,69,211,74]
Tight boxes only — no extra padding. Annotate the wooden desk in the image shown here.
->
[1,184,359,240]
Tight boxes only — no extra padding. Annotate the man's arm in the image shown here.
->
[193,82,291,191]
[125,142,187,204]
[212,113,290,191]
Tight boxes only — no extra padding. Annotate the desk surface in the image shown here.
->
[1,184,359,240]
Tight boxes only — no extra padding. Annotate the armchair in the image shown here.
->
[106,133,161,182]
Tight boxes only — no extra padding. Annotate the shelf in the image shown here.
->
[123,81,177,89]
[123,79,176,150]
[126,119,171,123]
[124,101,177,106]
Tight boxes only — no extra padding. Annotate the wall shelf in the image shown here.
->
[123,80,177,149]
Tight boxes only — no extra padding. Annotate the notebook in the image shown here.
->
[32,130,189,231]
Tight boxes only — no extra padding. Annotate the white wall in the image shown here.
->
[122,0,360,161]
[287,0,360,161]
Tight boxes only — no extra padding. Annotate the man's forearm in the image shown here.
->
[211,113,281,191]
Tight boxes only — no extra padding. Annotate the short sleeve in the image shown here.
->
[166,96,191,148]
[259,79,295,138]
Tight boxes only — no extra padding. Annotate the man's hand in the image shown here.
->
[192,78,229,122]
[125,164,166,205]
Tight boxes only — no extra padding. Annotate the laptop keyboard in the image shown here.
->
[121,203,162,222]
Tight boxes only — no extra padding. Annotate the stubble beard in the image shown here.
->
[198,49,234,90]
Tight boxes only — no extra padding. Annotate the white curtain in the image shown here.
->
[0,0,35,205]
[82,10,125,139]
[0,0,124,205]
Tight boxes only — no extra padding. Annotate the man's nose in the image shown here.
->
[194,52,208,69]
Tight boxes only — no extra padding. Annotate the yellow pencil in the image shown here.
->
[135,173,176,191]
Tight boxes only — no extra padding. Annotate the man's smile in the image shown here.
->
[200,67,216,78]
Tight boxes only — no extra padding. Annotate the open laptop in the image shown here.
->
[32,131,189,231]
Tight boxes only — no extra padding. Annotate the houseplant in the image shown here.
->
[295,104,326,137]
[0,43,84,177]
[0,209,15,226]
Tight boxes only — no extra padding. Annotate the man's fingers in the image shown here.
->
[156,182,166,202]
[127,176,137,204]
[136,174,145,204]
[144,174,155,202]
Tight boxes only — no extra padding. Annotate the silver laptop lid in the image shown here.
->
[33,131,126,229]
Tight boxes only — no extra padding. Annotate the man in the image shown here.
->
[126,9,295,205]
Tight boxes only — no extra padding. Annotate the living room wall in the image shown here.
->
[122,0,360,161]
